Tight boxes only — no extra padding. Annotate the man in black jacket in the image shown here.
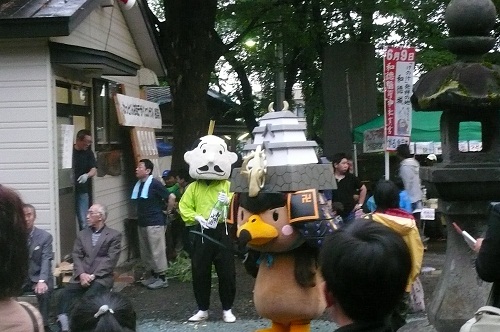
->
[475,203,500,307]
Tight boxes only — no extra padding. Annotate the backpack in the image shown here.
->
[460,306,500,332]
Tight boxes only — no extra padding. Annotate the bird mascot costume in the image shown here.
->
[229,102,338,332]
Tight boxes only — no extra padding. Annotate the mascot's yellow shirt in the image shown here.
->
[367,211,424,293]
[179,180,232,226]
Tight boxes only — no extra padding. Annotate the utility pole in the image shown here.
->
[275,41,285,111]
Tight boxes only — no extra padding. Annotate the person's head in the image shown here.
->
[393,177,405,192]
[86,203,108,230]
[373,180,400,211]
[331,202,344,216]
[176,169,191,187]
[75,129,93,151]
[23,203,36,232]
[320,220,411,326]
[396,144,411,160]
[426,153,437,166]
[70,292,136,332]
[184,135,238,180]
[0,185,28,299]
[162,170,178,187]
[346,155,354,174]
[332,153,349,175]
[135,159,154,180]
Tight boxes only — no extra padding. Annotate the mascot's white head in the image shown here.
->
[184,135,238,180]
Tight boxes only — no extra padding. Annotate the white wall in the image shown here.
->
[51,3,156,264]
[0,39,58,243]
[51,4,142,67]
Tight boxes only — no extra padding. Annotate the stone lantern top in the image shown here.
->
[412,0,500,113]
[444,0,497,57]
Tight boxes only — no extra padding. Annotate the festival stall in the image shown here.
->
[353,110,483,154]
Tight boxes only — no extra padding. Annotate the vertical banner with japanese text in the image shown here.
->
[384,47,416,151]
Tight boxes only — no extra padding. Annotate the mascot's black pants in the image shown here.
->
[191,223,236,311]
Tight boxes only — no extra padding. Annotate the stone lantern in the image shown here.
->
[411,0,500,330]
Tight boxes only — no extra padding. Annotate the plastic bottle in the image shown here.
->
[207,197,227,229]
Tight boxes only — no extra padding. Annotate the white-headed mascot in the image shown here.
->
[179,135,238,323]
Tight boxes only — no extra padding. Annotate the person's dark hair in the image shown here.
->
[320,220,411,323]
[331,202,344,214]
[139,159,154,174]
[393,177,405,191]
[76,129,92,141]
[70,292,137,332]
[331,153,347,166]
[396,144,411,159]
[23,203,37,217]
[177,169,192,183]
[0,184,29,299]
[373,180,400,211]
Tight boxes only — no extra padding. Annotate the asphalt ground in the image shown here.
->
[44,240,445,331]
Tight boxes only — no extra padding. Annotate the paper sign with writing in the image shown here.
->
[363,127,385,153]
[420,208,435,221]
[384,47,416,151]
[114,94,162,129]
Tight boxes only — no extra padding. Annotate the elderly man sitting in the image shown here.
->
[57,203,122,331]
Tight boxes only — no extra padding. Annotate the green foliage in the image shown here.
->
[165,251,192,282]
[165,250,219,283]
[148,0,500,146]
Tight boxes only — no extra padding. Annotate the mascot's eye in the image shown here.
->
[272,210,279,221]
[219,150,222,154]
[240,211,244,220]
[203,149,206,153]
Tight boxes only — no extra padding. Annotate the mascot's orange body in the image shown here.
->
[253,254,325,331]
[233,190,333,332]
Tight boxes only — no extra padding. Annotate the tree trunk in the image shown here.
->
[160,0,223,170]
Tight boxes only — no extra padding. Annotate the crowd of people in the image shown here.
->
[2,137,499,332]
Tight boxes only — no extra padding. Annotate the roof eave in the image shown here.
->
[121,0,167,78]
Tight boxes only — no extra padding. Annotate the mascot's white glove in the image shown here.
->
[218,192,229,204]
[77,173,89,184]
[195,215,209,229]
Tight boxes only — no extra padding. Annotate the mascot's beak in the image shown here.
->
[237,214,279,246]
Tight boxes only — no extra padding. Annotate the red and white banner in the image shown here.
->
[383,47,416,151]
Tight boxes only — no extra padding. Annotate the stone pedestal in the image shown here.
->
[427,201,491,331]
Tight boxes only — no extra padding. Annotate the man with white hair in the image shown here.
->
[57,203,122,332]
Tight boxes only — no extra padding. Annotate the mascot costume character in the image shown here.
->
[179,134,239,323]
[229,103,338,332]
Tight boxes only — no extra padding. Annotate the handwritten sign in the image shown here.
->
[384,47,416,151]
[363,127,385,153]
[59,124,75,169]
[420,208,435,221]
[130,127,161,179]
[114,94,162,129]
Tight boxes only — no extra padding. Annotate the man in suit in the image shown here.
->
[57,203,122,332]
[22,204,54,330]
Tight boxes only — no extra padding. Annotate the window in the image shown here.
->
[93,79,123,150]
[459,121,482,152]
[56,82,90,119]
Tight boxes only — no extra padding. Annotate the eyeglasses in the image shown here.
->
[87,210,101,216]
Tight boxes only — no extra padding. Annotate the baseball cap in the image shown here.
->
[162,170,170,177]
[426,154,437,161]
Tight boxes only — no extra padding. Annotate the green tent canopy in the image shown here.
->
[353,110,482,144]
